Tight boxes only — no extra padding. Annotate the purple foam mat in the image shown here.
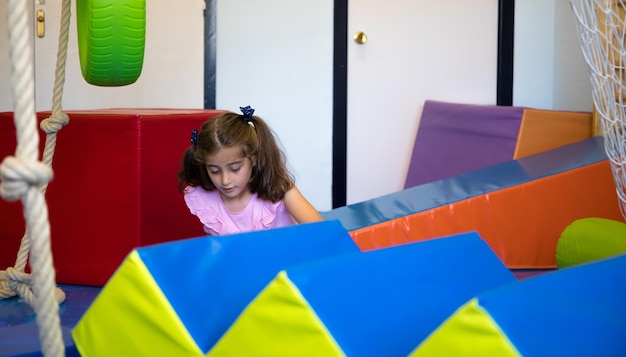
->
[405,100,524,188]
[511,269,555,280]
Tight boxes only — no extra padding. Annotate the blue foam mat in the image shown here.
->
[287,231,517,356]
[135,220,359,352]
[479,253,626,356]
[0,268,550,355]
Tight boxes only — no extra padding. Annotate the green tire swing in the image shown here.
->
[76,0,146,86]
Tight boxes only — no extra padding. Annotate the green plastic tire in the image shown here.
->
[76,0,146,86]
[556,217,626,268]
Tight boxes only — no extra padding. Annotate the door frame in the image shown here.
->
[332,0,348,208]
[204,0,216,109]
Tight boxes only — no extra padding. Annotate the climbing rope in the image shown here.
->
[0,0,72,356]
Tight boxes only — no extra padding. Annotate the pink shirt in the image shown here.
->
[183,186,296,236]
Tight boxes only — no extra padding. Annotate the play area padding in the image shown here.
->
[404,100,593,188]
[206,231,516,357]
[71,224,517,356]
[0,109,224,286]
[72,221,362,356]
[0,104,600,286]
[513,107,593,159]
[2,107,624,355]
[323,136,624,269]
[411,252,626,356]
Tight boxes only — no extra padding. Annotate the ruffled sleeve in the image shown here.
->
[184,188,294,235]
[183,186,223,235]
[256,199,282,229]
[253,198,295,230]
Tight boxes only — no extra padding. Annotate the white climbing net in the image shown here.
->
[0,0,71,356]
[570,0,626,221]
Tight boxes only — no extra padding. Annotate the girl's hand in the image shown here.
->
[284,185,324,224]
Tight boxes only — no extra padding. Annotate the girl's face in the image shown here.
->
[205,146,254,204]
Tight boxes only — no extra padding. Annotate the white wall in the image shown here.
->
[215,0,334,211]
[553,0,593,111]
[514,0,556,109]
[0,0,205,111]
[513,0,592,111]
[0,0,17,109]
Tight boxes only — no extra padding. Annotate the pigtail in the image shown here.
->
[178,146,202,192]
[178,140,217,193]
[249,116,294,202]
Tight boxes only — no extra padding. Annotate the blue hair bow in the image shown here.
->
[240,106,255,121]
[190,128,198,147]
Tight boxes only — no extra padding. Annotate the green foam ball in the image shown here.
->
[556,217,626,268]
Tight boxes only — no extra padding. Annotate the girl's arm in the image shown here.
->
[283,185,324,224]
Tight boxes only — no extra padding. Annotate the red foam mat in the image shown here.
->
[0,109,224,286]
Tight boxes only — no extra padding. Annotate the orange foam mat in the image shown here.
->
[513,108,592,159]
[350,161,622,269]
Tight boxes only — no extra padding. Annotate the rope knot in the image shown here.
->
[5,266,31,284]
[0,267,32,301]
[1,267,65,305]
[6,267,32,297]
[40,112,69,134]
[0,156,53,201]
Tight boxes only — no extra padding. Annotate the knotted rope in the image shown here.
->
[0,0,72,356]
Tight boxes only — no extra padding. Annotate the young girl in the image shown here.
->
[178,106,323,236]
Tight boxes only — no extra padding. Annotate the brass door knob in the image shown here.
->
[36,10,45,38]
[353,31,367,45]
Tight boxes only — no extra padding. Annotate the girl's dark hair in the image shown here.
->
[178,112,294,202]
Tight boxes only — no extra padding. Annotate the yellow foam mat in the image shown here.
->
[209,271,344,356]
[72,250,202,357]
[410,298,520,357]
